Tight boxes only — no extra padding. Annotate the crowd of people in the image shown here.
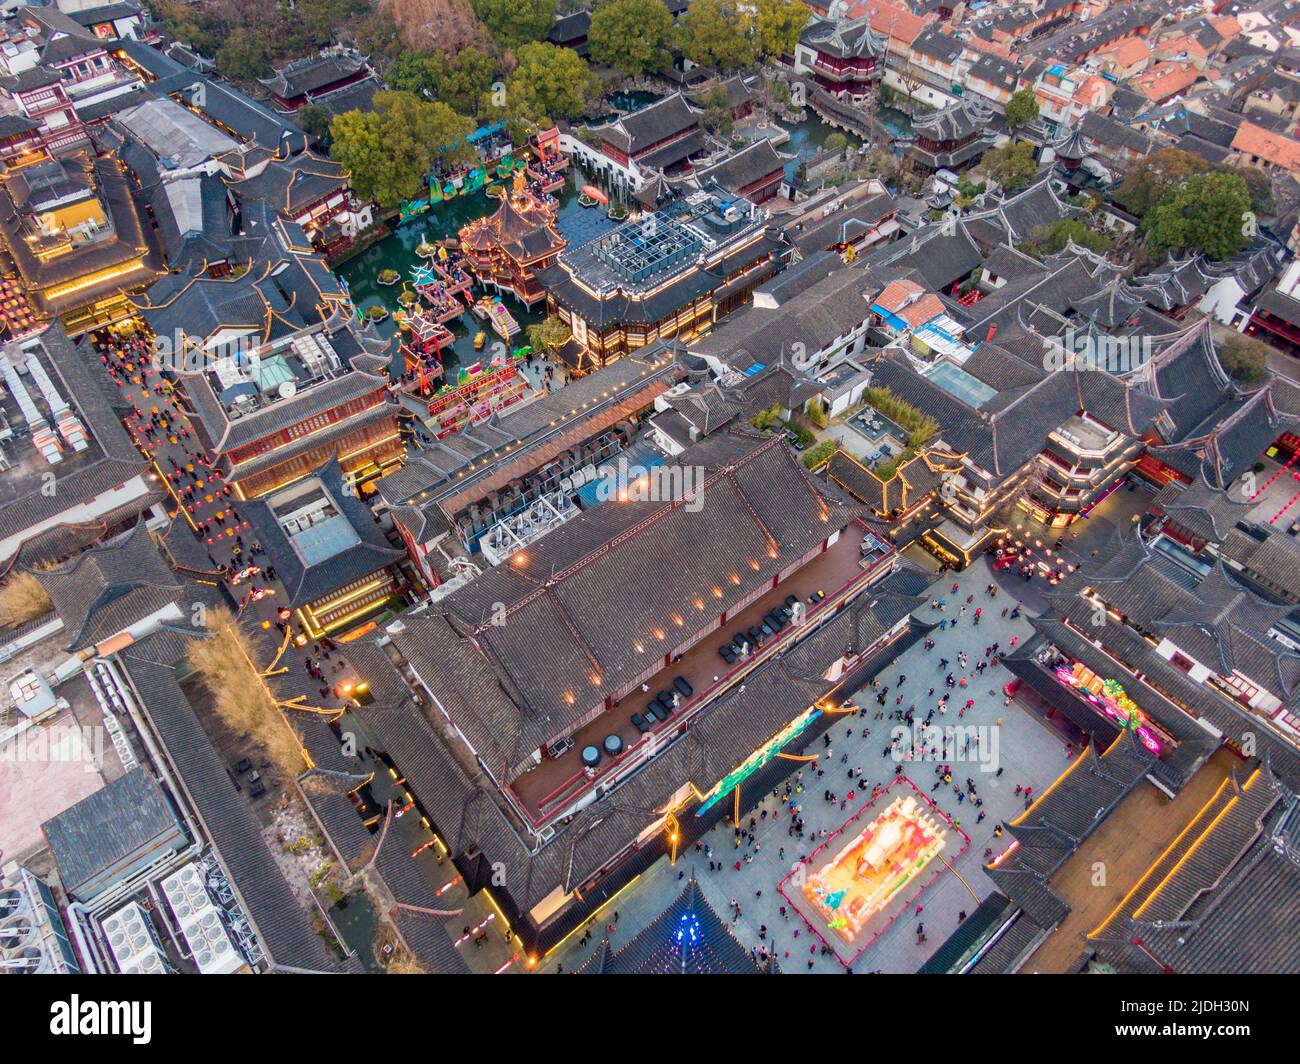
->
[96,327,348,706]
[662,572,1062,972]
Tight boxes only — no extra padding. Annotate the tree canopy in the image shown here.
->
[752,0,806,60]
[979,140,1037,191]
[216,26,272,80]
[588,0,674,75]
[486,42,599,140]
[385,48,497,115]
[330,91,476,208]
[1116,147,1209,216]
[297,103,334,143]
[1218,333,1271,383]
[1004,88,1039,129]
[697,86,734,138]
[1020,218,1112,258]
[526,316,571,354]
[156,0,372,82]
[470,0,555,48]
[681,0,757,71]
[1143,169,1252,260]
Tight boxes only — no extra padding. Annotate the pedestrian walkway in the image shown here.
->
[637,558,1072,972]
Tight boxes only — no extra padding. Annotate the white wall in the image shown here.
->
[0,475,153,568]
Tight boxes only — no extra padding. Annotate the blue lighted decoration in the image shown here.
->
[674,912,701,947]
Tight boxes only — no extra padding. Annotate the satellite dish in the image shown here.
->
[278,380,297,399]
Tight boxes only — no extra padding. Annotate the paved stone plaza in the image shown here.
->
[544,557,1077,973]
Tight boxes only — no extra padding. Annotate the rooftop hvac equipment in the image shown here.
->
[100,901,168,974]
[120,951,167,975]
[316,332,340,366]
[158,863,245,974]
[292,333,330,377]
[1,352,60,464]
[25,355,88,452]
[212,355,248,391]
[1,947,42,972]
[0,916,34,948]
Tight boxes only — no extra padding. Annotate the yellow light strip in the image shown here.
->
[1131,768,1261,921]
[1088,776,1233,938]
[542,873,643,959]
[44,258,148,300]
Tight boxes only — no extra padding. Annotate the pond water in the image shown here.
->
[337,101,853,368]
[607,89,661,114]
[337,178,605,376]
[329,892,383,972]
[777,105,913,180]
[877,106,914,139]
[782,112,839,159]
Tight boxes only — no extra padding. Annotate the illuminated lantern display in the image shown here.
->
[804,795,947,942]
[1053,663,1162,754]
[674,912,702,948]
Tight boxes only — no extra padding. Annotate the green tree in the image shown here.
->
[385,51,444,97]
[389,48,499,114]
[1143,169,1251,260]
[1218,333,1271,383]
[157,0,219,56]
[980,140,1037,191]
[1003,88,1039,129]
[487,42,599,138]
[296,0,371,45]
[527,316,571,354]
[471,0,555,48]
[588,0,674,75]
[681,0,757,71]
[298,103,334,143]
[386,92,477,167]
[750,403,782,430]
[330,110,399,207]
[698,86,734,138]
[351,10,406,67]
[440,49,498,116]
[1116,147,1208,216]
[752,0,805,60]
[1020,219,1112,258]
[216,26,271,80]
[803,439,838,470]
[330,91,475,208]
[1223,164,1273,214]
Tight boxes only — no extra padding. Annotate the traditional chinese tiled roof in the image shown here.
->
[1088,769,1298,974]
[599,93,700,156]
[800,15,887,60]
[33,521,183,651]
[574,876,775,973]
[116,628,345,971]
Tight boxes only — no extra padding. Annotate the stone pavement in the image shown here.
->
[984,483,1154,615]
[562,557,1077,973]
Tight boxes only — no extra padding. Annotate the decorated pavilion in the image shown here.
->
[458,184,566,307]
